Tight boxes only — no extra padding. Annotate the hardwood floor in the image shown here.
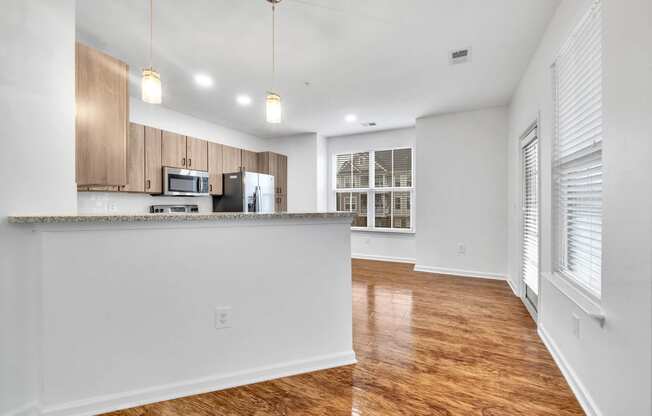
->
[103,259,583,416]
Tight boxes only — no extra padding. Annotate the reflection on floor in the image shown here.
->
[104,259,583,416]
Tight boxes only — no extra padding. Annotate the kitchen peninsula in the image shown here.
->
[8,212,356,416]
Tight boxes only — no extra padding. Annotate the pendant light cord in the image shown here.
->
[149,0,153,69]
[272,2,276,89]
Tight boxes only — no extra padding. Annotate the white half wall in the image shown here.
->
[0,0,77,414]
[415,108,508,278]
[327,128,417,262]
[507,0,652,414]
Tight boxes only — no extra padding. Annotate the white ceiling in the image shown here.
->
[76,0,560,138]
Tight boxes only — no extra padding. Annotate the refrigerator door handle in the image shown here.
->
[255,185,262,212]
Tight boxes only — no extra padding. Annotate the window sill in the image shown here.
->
[544,272,605,327]
[351,227,415,235]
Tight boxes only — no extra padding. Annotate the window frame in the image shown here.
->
[333,147,415,234]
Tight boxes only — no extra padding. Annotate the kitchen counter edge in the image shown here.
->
[7,212,355,225]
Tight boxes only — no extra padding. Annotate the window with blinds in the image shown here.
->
[335,148,414,232]
[521,130,539,295]
[552,0,602,298]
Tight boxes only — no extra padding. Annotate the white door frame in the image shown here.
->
[518,119,541,321]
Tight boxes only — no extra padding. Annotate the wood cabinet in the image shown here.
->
[161,131,187,168]
[208,142,223,195]
[119,123,145,192]
[75,42,129,187]
[241,149,259,173]
[222,145,242,174]
[145,126,162,193]
[258,151,288,211]
[186,136,208,171]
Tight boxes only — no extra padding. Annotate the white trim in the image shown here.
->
[351,254,415,264]
[38,351,356,416]
[538,325,602,416]
[507,278,523,297]
[351,227,415,235]
[413,265,507,281]
[2,402,40,416]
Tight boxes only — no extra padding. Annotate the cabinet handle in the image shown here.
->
[146,179,151,190]
[182,157,186,166]
[188,158,192,167]
[209,184,213,192]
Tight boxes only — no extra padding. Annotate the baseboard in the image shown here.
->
[507,278,523,297]
[413,265,507,281]
[39,351,357,416]
[538,326,602,416]
[351,254,416,264]
[2,403,39,416]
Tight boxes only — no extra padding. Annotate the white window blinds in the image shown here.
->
[552,0,602,298]
[521,130,539,294]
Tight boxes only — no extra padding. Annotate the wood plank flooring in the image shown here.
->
[103,259,583,416]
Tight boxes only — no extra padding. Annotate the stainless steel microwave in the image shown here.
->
[163,167,209,196]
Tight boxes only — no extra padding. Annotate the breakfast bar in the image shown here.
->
[8,212,356,416]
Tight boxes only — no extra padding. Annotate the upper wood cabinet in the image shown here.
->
[161,131,187,169]
[222,145,242,174]
[75,42,128,186]
[145,126,162,193]
[208,142,223,195]
[241,149,259,173]
[186,136,208,171]
[276,154,288,197]
[120,123,145,193]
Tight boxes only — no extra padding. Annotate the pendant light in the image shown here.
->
[142,0,162,104]
[266,0,282,124]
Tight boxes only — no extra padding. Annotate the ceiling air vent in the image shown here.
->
[361,122,377,127]
[450,48,471,65]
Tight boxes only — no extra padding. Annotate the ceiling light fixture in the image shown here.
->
[265,0,282,124]
[194,74,214,88]
[141,0,162,104]
[236,95,252,106]
[345,114,358,123]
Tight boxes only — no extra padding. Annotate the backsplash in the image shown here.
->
[77,192,213,214]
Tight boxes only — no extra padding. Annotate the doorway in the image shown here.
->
[520,122,539,318]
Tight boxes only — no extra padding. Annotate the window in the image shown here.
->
[552,0,602,298]
[335,148,414,232]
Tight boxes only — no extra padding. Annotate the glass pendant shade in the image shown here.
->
[141,68,162,104]
[266,92,282,124]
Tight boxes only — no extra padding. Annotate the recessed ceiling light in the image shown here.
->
[194,74,213,88]
[236,95,252,106]
[345,114,358,123]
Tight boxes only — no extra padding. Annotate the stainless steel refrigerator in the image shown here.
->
[213,171,275,213]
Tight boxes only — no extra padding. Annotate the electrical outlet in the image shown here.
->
[364,238,371,245]
[215,307,232,330]
[457,243,466,255]
[572,313,581,339]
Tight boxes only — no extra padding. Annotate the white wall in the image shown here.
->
[0,0,77,414]
[415,108,508,278]
[271,133,321,212]
[31,218,354,415]
[77,98,272,214]
[506,0,652,414]
[327,128,417,262]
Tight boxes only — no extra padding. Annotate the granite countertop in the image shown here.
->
[7,212,355,225]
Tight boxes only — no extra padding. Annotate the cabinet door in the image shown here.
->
[222,145,242,174]
[186,136,208,171]
[145,126,162,193]
[208,142,223,195]
[276,154,288,195]
[75,42,128,186]
[241,150,259,173]
[121,123,145,192]
[275,194,287,212]
[161,131,187,168]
